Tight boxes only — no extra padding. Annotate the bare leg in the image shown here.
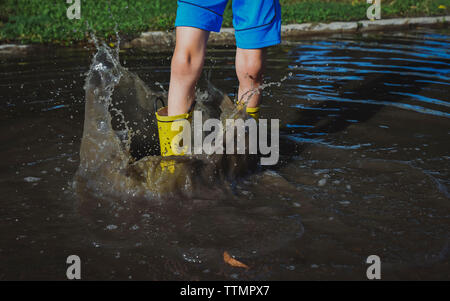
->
[167,27,209,116]
[235,47,266,108]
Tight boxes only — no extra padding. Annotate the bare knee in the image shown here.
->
[171,48,204,80]
[236,56,265,84]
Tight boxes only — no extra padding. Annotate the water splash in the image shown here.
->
[73,41,255,200]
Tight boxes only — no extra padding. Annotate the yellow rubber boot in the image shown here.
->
[155,107,192,157]
[246,106,260,122]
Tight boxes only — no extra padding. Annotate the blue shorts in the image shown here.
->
[174,0,281,49]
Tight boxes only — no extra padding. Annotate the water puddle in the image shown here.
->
[0,27,449,280]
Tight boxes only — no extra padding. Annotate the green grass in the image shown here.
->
[0,0,449,44]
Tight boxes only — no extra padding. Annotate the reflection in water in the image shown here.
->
[0,28,449,280]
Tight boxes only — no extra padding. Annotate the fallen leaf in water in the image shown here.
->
[223,251,249,269]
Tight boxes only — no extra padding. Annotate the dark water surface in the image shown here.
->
[1,27,449,280]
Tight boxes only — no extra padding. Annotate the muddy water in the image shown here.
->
[0,28,449,280]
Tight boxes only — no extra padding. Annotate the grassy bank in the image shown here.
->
[0,0,449,44]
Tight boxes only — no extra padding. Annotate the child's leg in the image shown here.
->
[235,47,266,108]
[168,27,209,116]
[232,0,281,110]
